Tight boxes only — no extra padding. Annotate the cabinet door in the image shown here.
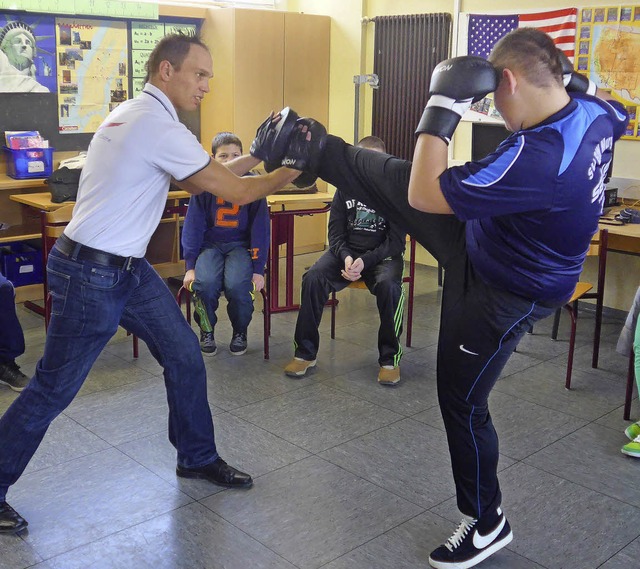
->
[283,12,330,125]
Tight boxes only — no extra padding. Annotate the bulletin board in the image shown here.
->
[0,9,200,150]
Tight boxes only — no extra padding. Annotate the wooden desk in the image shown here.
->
[7,190,191,307]
[598,213,640,255]
[267,192,333,313]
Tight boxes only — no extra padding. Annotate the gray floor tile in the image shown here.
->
[599,536,640,569]
[319,417,456,508]
[77,350,157,396]
[494,360,629,420]
[23,414,111,475]
[524,422,640,507]
[230,383,403,454]
[323,510,544,569]
[201,456,422,569]
[485,390,589,461]
[9,448,192,559]
[321,359,438,416]
[65,377,171,446]
[36,502,296,569]
[0,536,43,569]
[203,353,311,410]
[118,412,310,500]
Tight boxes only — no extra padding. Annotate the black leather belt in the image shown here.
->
[56,233,139,270]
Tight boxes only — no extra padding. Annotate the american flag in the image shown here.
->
[467,8,577,60]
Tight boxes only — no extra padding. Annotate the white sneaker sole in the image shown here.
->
[230,348,247,356]
[428,530,513,569]
[202,349,218,357]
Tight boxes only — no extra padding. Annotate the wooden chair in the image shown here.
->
[553,228,609,389]
[42,204,139,358]
[176,282,271,359]
[330,236,417,347]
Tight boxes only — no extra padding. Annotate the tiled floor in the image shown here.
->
[1,252,638,569]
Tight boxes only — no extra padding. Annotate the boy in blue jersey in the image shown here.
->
[248,28,629,569]
[182,132,270,356]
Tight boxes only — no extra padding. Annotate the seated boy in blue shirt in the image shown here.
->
[182,132,270,356]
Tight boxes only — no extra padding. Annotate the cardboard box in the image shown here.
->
[1,243,43,286]
[3,146,54,179]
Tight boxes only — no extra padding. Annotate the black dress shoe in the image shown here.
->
[176,457,253,488]
[0,501,28,533]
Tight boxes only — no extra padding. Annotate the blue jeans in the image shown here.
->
[0,274,25,363]
[0,243,218,501]
[192,242,254,334]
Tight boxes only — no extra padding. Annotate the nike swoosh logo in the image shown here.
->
[472,516,506,549]
[459,345,479,356]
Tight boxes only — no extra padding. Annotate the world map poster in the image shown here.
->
[55,16,128,134]
[576,5,640,140]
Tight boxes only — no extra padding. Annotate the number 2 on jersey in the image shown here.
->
[215,197,240,228]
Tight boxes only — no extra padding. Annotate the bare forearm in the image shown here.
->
[177,158,299,203]
[225,154,262,176]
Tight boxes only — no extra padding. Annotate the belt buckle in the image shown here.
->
[124,257,134,271]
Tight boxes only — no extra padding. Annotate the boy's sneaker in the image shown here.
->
[284,358,316,377]
[621,435,640,458]
[429,508,513,569]
[625,421,640,441]
[230,332,248,356]
[200,332,217,356]
[378,365,400,385]
[0,361,30,392]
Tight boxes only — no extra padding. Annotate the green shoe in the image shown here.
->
[621,435,640,458]
[624,421,640,441]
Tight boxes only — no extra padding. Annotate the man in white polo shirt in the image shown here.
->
[0,33,299,533]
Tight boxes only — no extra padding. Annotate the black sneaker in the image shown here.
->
[429,508,513,569]
[200,331,217,356]
[229,332,247,356]
[0,361,30,392]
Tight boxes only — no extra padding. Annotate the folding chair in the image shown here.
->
[176,284,271,359]
[553,228,609,389]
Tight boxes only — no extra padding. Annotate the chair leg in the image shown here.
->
[565,305,577,390]
[261,288,270,360]
[330,290,337,339]
[551,307,561,340]
[625,349,635,421]
[132,335,139,359]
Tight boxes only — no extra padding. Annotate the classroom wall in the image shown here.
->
[282,0,640,311]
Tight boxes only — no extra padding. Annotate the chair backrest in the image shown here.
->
[43,204,74,259]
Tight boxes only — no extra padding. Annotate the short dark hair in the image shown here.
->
[212,132,243,155]
[489,28,564,89]
[357,136,386,152]
[145,33,208,80]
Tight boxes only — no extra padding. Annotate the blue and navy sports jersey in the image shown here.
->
[440,94,628,303]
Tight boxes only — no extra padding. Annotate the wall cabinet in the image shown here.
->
[199,8,331,254]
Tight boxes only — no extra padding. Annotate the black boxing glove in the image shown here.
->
[264,157,317,189]
[280,117,327,175]
[416,56,499,144]
[249,107,299,163]
[557,49,597,95]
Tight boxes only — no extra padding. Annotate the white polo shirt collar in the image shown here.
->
[141,83,180,122]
